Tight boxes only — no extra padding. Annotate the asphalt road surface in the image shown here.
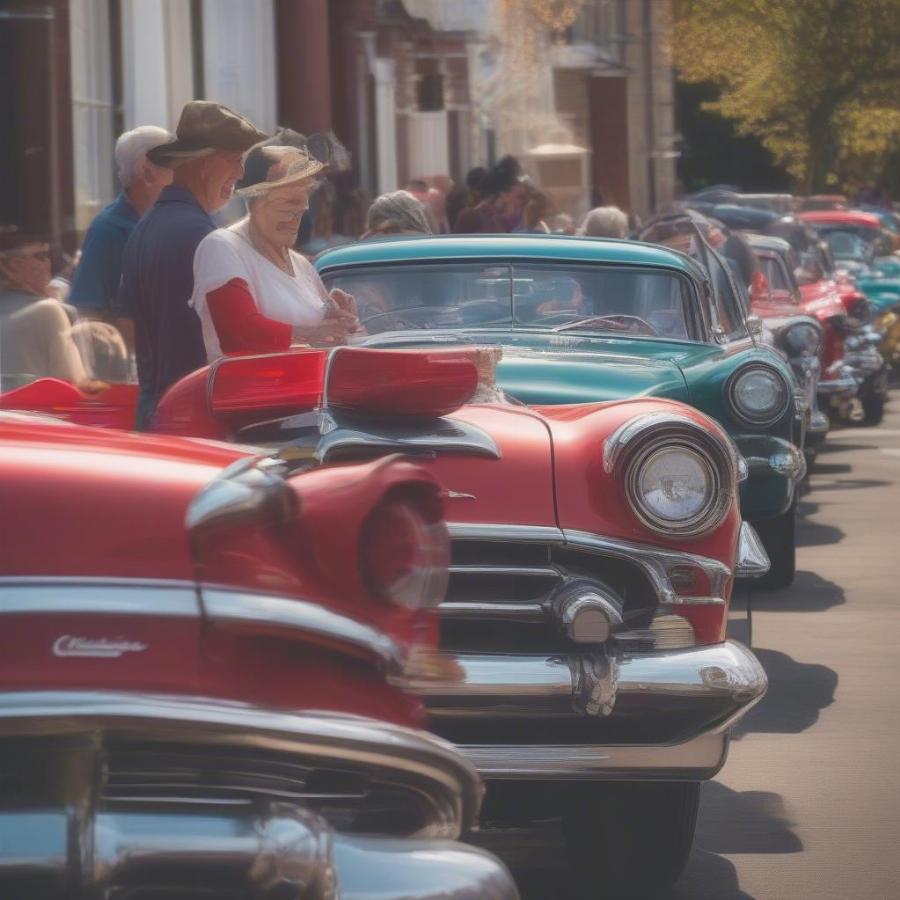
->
[510,386,900,900]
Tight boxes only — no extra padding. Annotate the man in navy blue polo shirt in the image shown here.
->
[69,126,172,343]
[118,102,267,429]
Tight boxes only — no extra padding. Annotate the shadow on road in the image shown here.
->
[811,477,892,492]
[809,461,853,475]
[735,647,837,736]
[671,849,757,900]
[670,782,803,899]
[742,569,846,613]
[694,782,802,854]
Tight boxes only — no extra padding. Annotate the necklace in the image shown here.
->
[244,219,294,276]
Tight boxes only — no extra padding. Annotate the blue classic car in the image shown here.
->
[317,233,806,587]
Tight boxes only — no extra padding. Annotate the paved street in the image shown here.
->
[510,386,900,900]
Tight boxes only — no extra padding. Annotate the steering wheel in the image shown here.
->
[360,305,445,334]
[552,314,659,336]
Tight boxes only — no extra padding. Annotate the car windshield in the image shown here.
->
[820,228,875,261]
[324,263,696,340]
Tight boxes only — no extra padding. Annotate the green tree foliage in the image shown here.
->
[673,0,900,192]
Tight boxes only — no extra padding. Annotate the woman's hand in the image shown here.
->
[292,313,357,347]
[329,287,358,317]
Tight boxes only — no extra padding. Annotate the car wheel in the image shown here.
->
[861,392,885,426]
[753,500,797,589]
[561,781,700,899]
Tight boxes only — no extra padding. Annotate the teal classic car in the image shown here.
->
[317,234,806,586]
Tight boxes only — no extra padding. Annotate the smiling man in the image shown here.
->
[118,101,267,428]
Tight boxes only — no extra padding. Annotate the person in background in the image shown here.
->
[454,156,524,234]
[578,205,629,239]
[362,190,433,238]
[547,212,576,235]
[119,101,267,429]
[69,126,173,345]
[191,139,359,361]
[0,231,87,387]
[521,189,554,234]
[446,167,487,232]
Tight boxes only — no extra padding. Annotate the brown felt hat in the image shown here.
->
[147,101,269,168]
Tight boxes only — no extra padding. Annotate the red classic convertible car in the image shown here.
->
[142,345,767,896]
[0,411,518,899]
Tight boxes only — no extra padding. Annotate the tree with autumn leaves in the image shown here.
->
[673,0,900,193]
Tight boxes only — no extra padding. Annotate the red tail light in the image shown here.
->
[360,489,450,609]
[210,351,326,417]
[326,347,479,418]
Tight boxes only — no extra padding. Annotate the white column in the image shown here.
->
[202,0,277,133]
[120,0,192,130]
[373,57,398,193]
[120,0,168,129]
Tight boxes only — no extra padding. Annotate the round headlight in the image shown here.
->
[727,365,789,425]
[627,442,721,535]
[784,322,821,355]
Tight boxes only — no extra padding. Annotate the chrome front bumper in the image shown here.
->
[818,374,858,396]
[0,691,518,899]
[412,641,766,781]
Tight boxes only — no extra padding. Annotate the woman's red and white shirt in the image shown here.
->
[190,219,327,360]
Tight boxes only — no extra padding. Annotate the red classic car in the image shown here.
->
[0,411,519,899]
[133,344,766,897]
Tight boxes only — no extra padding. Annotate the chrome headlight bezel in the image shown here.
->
[604,413,737,538]
[726,363,791,427]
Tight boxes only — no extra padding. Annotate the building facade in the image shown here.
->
[0,0,675,249]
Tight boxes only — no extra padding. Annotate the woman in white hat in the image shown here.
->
[190,135,359,361]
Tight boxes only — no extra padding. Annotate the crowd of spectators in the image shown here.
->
[1,102,632,426]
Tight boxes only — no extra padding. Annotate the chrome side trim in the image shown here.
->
[413,641,767,720]
[201,587,404,672]
[735,522,771,579]
[0,581,199,617]
[0,690,483,833]
[316,411,501,462]
[563,529,732,605]
[462,733,729,780]
[335,835,519,900]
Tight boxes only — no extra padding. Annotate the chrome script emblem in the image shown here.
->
[446,490,477,501]
[53,635,148,659]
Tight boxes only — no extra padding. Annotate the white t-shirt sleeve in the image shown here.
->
[190,231,252,318]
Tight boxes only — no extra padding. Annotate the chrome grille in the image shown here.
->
[102,739,432,836]
[441,537,657,653]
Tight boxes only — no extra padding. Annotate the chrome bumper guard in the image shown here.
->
[0,691,518,899]
[411,641,766,781]
[736,521,771,578]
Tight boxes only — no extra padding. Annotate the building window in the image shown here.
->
[69,0,120,233]
[416,58,444,112]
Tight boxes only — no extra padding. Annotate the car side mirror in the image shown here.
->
[745,314,764,336]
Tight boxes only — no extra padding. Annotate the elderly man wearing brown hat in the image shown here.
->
[118,101,267,429]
